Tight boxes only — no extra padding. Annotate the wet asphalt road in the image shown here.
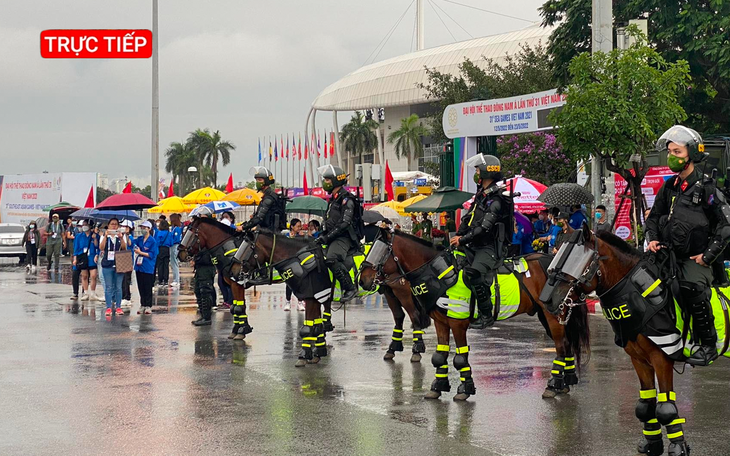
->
[1,258,729,456]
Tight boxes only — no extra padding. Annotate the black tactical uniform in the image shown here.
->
[646,125,730,366]
[192,248,216,326]
[317,165,362,303]
[240,166,284,232]
[456,154,511,329]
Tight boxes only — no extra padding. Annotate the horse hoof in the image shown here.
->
[453,393,470,401]
[295,359,307,368]
[233,334,246,341]
[542,389,558,399]
[424,390,442,400]
[227,333,236,339]
[383,351,396,361]
[410,353,422,363]
[307,357,320,364]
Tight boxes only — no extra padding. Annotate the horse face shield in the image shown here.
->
[364,240,390,269]
[540,232,597,314]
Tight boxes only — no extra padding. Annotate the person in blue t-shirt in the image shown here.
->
[569,205,588,230]
[169,213,183,288]
[134,221,159,314]
[73,220,100,301]
[154,219,173,286]
[533,209,551,238]
[539,208,565,254]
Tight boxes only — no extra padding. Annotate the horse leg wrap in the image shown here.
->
[322,311,334,333]
[656,391,688,453]
[299,320,316,360]
[388,328,404,353]
[233,301,253,335]
[635,389,663,455]
[656,391,679,426]
[547,357,567,391]
[313,319,327,358]
[412,330,426,354]
[454,346,475,396]
[563,356,578,386]
[430,345,451,393]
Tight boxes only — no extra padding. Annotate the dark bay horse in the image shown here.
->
[359,229,590,401]
[544,224,714,456]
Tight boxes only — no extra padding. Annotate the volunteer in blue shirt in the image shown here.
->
[539,208,564,254]
[154,219,173,286]
[73,220,100,302]
[134,220,158,315]
[120,219,136,308]
[169,213,183,288]
[99,218,127,316]
[568,205,588,230]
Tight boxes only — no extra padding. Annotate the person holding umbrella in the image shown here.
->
[450,154,511,329]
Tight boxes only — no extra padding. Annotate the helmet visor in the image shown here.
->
[249,166,270,177]
[317,165,336,177]
[465,154,487,168]
[655,125,701,152]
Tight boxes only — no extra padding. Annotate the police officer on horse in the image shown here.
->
[646,125,730,366]
[316,165,363,303]
[238,166,285,232]
[450,154,511,329]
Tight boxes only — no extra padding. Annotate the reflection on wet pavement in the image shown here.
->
[1,258,729,455]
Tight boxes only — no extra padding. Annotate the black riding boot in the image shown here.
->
[686,299,718,366]
[470,283,495,329]
[333,263,357,303]
[193,298,212,326]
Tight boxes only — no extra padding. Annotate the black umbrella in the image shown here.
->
[362,210,385,225]
[538,183,594,206]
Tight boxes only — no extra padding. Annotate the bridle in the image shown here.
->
[359,229,410,290]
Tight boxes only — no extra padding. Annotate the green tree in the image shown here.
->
[387,114,428,171]
[540,0,730,133]
[131,184,152,199]
[339,111,379,167]
[187,129,235,186]
[551,34,690,245]
[418,43,554,142]
[96,186,116,202]
[164,141,197,195]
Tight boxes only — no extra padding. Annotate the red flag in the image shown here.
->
[330,131,335,158]
[385,160,395,202]
[168,181,175,197]
[225,173,234,193]
[303,170,309,195]
[286,134,290,161]
[122,182,132,194]
[324,132,328,159]
[298,134,302,160]
[84,186,94,208]
[304,140,309,160]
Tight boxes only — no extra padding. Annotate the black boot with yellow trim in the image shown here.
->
[296,320,316,367]
[543,356,570,398]
[635,389,663,456]
[313,318,327,358]
[425,344,451,399]
[656,391,690,456]
[453,345,475,401]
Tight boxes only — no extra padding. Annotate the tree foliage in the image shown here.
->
[540,0,730,133]
[187,128,235,186]
[96,186,115,202]
[551,35,690,243]
[339,111,379,166]
[164,128,234,194]
[387,114,428,171]
[497,132,574,185]
[418,43,554,142]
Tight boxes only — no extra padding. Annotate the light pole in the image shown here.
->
[151,0,160,202]
[188,166,197,191]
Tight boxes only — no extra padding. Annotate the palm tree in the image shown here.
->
[165,141,197,194]
[339,111,379,168]
[187,129,235,186]
[388,114,428,171]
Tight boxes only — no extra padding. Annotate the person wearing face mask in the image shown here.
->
[23,221,40,271]
[646,125,730,366]
[284,218,306,312]
[64,217,75,257]
[99,218,127,315]
[594,204,611,233]
[238,167,286,232]
[534,209,551,238]
[119,220,136,308]
[45,213,65,271]
[450,154,511,329]
[134,221,158,315]
[74,220,102,302]
[539,208,563,254]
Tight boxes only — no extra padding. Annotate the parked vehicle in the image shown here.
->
[0,223,27,263]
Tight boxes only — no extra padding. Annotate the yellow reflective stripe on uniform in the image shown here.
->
[669,418,686,426]
[643,429,662,436]
[640,389,657,399]
[225,249,237,256]
[553,360,566,366]
[667,431,684,439]
[455,346,469,354]
[392,329,403,333]
[468,211,475,226]
[300,254,315,265]
[453,250,465,257]
[642,279,662,297]
[437,344,450,352]
[438,265,455,279]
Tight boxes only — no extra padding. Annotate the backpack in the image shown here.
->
[262,191,289,231]
[351,193,365,240]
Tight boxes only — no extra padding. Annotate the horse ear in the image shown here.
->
[582,222,593,243]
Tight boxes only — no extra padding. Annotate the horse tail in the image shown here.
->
[565,303,591,370]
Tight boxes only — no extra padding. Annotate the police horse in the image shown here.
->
[359,228,590,401]
[543,224,730,456]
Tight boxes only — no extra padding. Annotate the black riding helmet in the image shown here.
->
[249,166,275,189]
[318,165,348,193]
[466,153,503,184]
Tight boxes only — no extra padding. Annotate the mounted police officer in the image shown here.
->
[646,125,730,366]
[238,166,285,232]
[450,154,511,329]
[316,165,363,303]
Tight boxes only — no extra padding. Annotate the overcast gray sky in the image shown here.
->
[0,0,546,186]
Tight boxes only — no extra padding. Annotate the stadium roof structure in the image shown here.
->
[311,24,554,111]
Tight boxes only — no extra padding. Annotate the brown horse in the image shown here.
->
[544,224,701,456]
[359,228,590,401]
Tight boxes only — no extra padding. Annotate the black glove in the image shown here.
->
[316,235,327,245]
